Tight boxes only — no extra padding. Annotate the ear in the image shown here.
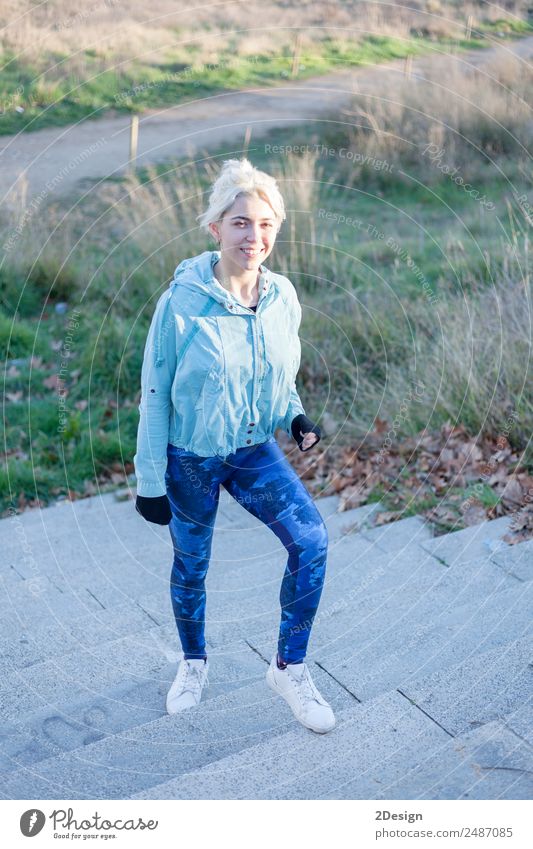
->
[208,222,220,243]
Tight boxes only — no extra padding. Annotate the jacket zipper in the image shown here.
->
[251,312,260,406]
[236,288,266,408]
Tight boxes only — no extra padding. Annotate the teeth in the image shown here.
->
[241,249,262,255]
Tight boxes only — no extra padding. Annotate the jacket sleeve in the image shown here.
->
[133,293,178,497]
[279,290,306,437]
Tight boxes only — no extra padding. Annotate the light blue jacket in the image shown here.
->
[133,249,306,497]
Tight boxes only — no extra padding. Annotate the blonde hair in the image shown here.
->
[197,158,286,240]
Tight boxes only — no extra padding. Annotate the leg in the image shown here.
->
[165,444,225,660]
[222,438,328,664]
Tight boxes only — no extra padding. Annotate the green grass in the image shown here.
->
[0,311,50,359]
[377,491,441,518]
[460,483,502,509]
[480,18,533,34]
[1,24,529,135]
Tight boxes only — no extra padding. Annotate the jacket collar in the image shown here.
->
[172,250,274,310]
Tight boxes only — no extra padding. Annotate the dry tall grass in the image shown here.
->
[305,251,533,449]
[2,0,527,69]
[328,47,533,187]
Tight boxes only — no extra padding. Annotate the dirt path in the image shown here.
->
[1,35,532,207]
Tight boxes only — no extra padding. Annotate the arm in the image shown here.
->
[279,294,305,436]
[133,292,177,499]
[279,290,321,451]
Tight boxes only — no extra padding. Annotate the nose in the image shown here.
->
[246,222,266,243]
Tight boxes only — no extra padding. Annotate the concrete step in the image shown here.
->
[0,659,356,799]
[420,516,514,566]
[500,698,533,746]
[0,646,280,781]
[1,500,380,605]
[0,510,381,674]
[6,522,519,682]
[0,548,512,718]
[2,485,277,536]
[315,551,521,635]
[400,634,533,736]
[358,514,434,554]
[0,624,261,721]
[200,527,530,644]
[0,491,347,564]
[0,493,347,574]
[303,581,532,700]
[367,709,533,800]
[491,539,533,583]
[0,599,161,674]
[131,689,451,800]
[320,499,381,538]
[0,572,110,620]
[3,498,380,587]
[1,505,415,674]
[129,635,532,800]
[3,518,526,688]
[3,492,530,801]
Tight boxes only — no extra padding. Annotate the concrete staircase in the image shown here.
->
[1,487,531,800]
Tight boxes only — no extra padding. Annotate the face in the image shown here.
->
[208,193,279,273]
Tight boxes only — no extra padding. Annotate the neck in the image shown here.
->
[213,253,261,299]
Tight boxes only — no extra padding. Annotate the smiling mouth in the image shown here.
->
[240,248,264,256]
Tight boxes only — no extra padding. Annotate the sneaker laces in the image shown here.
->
[286,663,324,706]
[176,660,209,698]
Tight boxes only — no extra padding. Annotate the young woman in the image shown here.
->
[134,158,334,734]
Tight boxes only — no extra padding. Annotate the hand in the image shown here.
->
[135,494,172,525]
[290,414,322,452]
[300,431,319,451]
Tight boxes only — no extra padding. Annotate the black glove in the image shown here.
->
[135,494,172,525]
[291,413,322,452]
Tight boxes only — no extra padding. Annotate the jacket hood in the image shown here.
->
[173,250,233,307]
[154,250,273,367]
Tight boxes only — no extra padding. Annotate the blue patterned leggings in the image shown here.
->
[165,436,328,664]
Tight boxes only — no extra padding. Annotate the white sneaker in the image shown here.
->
[266,654,335,733]
[166,657,209,715]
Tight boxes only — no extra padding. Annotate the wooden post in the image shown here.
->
[465,14,474,40]
[291,33,302,78]
[243,125,252,156]
[404,54,412,79]
[129,114,139,170]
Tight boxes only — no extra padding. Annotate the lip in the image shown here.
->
[240,247,264,255]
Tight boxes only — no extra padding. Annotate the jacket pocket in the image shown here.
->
[191,366,226,451]
[193,367,224,412]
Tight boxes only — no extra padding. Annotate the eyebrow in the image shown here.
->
[229,215,275,221]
